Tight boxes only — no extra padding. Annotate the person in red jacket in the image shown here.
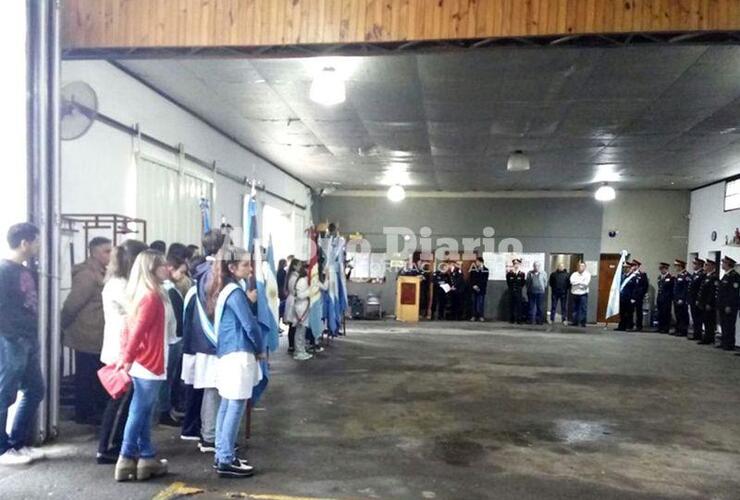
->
[114,250,175,482]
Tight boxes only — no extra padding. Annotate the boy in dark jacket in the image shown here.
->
[548,263,570,324]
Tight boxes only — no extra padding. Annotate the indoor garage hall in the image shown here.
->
[3,322,740,500]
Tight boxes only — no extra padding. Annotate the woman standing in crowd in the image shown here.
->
[283,259,301,355]
[289,260,315,361]
[180,230,226,452]
[97,239,148,464]
[208,247,263,478]
[114,250,175,481]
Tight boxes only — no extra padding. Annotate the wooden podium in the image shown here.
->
[395,275,422,322]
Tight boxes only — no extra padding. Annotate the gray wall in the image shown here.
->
[601,190,690,307]
[319,195,604,321]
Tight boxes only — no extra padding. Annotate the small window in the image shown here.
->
[725,178,740,212]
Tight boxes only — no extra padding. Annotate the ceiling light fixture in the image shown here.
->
[387,184,406,202]
[507,150,530,171]
[594,183,616,202]
[309,67,345,106]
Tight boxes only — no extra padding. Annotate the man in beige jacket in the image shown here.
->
[62,237,111,424]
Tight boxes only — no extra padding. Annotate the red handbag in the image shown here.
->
[97,364,131,400]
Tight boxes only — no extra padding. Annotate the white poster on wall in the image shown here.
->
[483,252,547,280]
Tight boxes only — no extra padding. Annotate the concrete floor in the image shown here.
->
[2,320,740,500]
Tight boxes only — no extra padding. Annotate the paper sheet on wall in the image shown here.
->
[586,260,599,276]
[483,252,546,280]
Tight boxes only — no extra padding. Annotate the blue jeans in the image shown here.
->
[528,292,545,324]
[215,397,246,466]
[472,293,486,319]
[121,377,163,459]
[550,292,567,322]
[572,294,588,326]
[0,336,45,454]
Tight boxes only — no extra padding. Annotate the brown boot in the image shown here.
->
[114,456,137,482]
[136,457,168,480]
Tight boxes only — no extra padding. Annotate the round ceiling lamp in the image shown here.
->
[594,183,616,202]
[387,184,406,202]
[309,67,345,106]
[506,150,530,171]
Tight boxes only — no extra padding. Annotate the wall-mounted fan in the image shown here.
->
[61,81,98,140]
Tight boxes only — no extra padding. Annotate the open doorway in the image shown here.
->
[548,253,583,323]
[597,253,622,323]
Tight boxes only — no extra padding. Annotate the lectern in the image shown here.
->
[395,275,422,322]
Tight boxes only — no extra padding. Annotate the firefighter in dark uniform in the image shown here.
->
[688,258,706,340]
[697,259,719,345]
[632,260,649,331]
[431,262,450,320]
[656,262,674,333]
[671,259,690,337]
[717,256,740,351]
[616,260,639,331]
[448,261,465,321]
[506,259,526,324]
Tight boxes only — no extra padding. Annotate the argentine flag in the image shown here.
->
[606,250,629,319]
[263,235,280,352]
[243,192,274,403]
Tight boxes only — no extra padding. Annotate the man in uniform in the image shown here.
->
[431,262,450,321]
[717,256,739,351]
[506,258,526,324]
[697,259,719,345]
[656,262,674,334]
[616,261,639,331]
[448,261,465,321]
[671,259,690,337]
[632,260,649,331]
[688,258,705,340]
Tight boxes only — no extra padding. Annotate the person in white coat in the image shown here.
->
[288,260,317,361]
[97,239,148,464]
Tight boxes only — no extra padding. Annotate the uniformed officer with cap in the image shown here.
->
[672,259,690,336]
[697,259,719,345]
[616,260,640,331]
[632,260,649,331]
[688,258,706,340]
[506,259,526,324]
[717,255,739,351]
[656,262,674,333]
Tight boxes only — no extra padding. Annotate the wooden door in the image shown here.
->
[597,253,621,322]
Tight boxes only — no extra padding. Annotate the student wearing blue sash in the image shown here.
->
[180,230,226,447]
[206,246,264,478]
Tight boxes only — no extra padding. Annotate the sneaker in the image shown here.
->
[217,458,254,478]
[470,317,476,322]
[17,447,45,461]
[180,434,200,441]
[479,318,485,322]
[213,457,249,469]
[0,449,33,465]
[198,441,216,453]
[293,352,313,361]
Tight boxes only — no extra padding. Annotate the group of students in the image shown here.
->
[618,256,740,352]
[92,229,271,481]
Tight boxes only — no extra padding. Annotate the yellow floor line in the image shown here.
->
[152,481,204,500]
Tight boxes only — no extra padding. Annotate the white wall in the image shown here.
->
[688,182,740,264]
[0,0,28,245]
[61,60,312,259]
